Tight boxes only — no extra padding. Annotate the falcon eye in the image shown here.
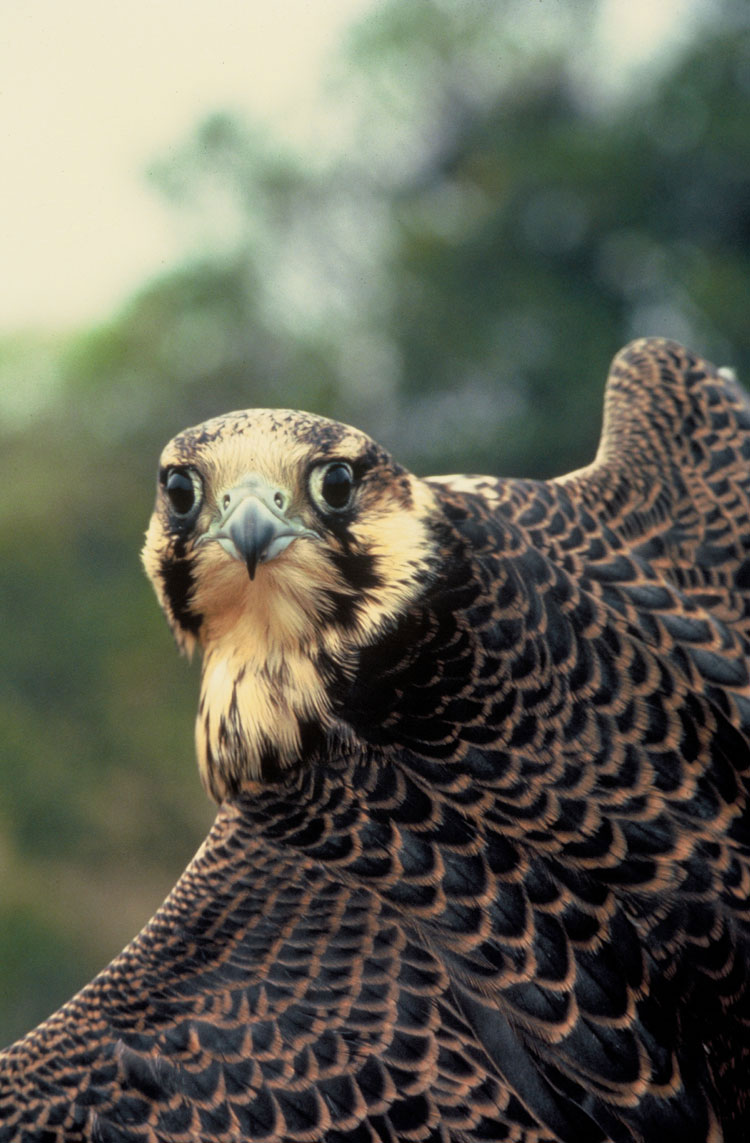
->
[164,467,202,518]
[315,461,355,512]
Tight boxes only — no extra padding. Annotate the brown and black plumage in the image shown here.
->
[1,337,749,1142]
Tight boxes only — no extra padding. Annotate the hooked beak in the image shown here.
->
[202,478,318,579]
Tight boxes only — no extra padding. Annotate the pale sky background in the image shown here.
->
[1,0,703,333]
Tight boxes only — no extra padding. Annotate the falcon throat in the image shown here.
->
[142,408,439,799]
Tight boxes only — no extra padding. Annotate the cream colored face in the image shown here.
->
[142,407,439,796]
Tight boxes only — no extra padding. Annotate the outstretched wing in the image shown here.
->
[0,802,552,1143]
[562,337,750,639]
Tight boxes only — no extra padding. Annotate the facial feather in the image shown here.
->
[143,408,439,797]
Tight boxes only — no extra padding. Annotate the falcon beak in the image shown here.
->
[202,478,317,580]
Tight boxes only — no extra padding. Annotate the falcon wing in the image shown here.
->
[561,337,750,641]
[1,802,540,1143]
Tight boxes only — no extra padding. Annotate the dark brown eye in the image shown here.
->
[165,467,202,518]
[319,462,354,511]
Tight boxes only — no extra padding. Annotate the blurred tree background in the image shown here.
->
[2,0,750,1044]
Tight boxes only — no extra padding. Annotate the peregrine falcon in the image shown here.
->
[1,338,748,1142]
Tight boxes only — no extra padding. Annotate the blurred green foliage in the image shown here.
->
[2,0,750,1045]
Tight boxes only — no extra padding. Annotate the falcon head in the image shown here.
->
[143,409,439,799]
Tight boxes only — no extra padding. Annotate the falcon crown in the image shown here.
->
[143,407,440,797]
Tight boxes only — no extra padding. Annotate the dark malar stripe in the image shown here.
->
[160,539,203,634]
[329,549,383,591]
[323,588,361,628]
